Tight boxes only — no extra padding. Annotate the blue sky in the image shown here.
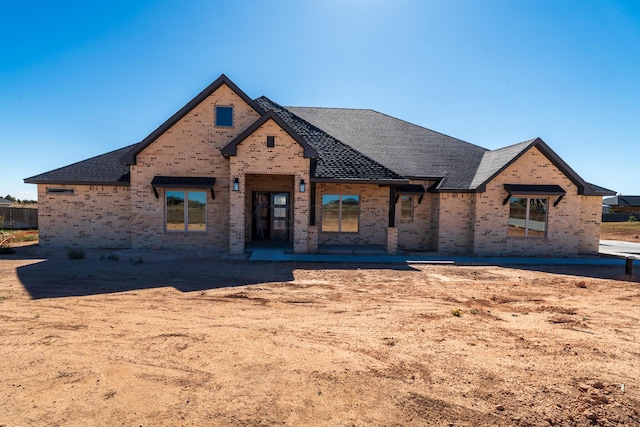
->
[2,0,639,200]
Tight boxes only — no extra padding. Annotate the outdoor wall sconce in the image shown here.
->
[232,178,239,192]
[299,179,306,193]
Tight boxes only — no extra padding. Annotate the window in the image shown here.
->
[321,194,359,232]
[401,195,413,221]
[166,191,207,231]
[215,106,233,127]
[508,197,548,237]
[47,188,74,195]
[267,135,275,147]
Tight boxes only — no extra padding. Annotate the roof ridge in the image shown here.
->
[488,138,538,152]
[286,105,375,113]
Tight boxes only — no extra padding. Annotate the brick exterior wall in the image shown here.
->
[34,82,604,257]
[436,192,476,254]
[315,183,388,247]
[229,119,310,253]
[129,83,261,250]
[37,184,131,248]
[396,180,435,251]
[578,196,603,254]
[472,146,601,256]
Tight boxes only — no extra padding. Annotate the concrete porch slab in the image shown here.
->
[248,248,287,261]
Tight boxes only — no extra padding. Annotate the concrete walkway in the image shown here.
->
[599,239,640,259]
[249,246,640,266]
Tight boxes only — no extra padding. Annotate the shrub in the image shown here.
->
[629,216,637,222]
[452,309,462,317]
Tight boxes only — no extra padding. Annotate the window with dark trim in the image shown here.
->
[46,188,74,195]
[166,190,207,232]
[215,106,233,127]
[400,195,413,221]
[508,197,548,237]
[321,194,359,232]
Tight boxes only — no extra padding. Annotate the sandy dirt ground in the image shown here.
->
[1,245,639,426]
[600,224,640,243]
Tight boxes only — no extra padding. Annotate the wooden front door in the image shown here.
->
[252,192,290,242]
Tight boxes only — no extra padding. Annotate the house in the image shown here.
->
[603,196,640,213]
[25,74,614,256]
[0,197,13,207]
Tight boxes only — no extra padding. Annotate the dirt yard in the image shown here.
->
[1,245,639,426]
[600,222,640,243]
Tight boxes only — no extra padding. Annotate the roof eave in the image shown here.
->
[24,179,130,186]
[470,137,598,195]
[311,177,409,185]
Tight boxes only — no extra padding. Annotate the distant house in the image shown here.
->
[603,196,640,213]
[0,197,13,207]
[25,74,614,256]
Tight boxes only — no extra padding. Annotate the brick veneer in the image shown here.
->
[37,184,131,247]
[34,84,604,256]
[436,192,475,254]
[473,146,602,256]
[396,180,436,251]
[129,83,260,250]
[315,183,388,247]
[229,119,310,254]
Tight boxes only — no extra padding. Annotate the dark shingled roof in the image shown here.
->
[254,97,406,183]
[221,110,318,159]
[23,74,615,196]
[469,140,535,190]
[603,195,640,207]
[286,106,487,188]
[24,144,134,185]
[469,138,614,196]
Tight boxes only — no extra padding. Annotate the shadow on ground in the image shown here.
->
[9,245,418,299]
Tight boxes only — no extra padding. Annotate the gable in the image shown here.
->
[470,138,612,196]
[255,97,407,184]
[221,111,317,158]
[121,74,263,165]
[486,145,580,196]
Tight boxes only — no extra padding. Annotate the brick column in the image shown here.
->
[307,225,318,254]
[229,176,245,254]
[293,174,310,253]
[386,227,398,255]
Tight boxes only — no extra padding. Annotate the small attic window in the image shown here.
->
[215,106,233,127]
[47,188,74,195]
[267,136,275,147]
